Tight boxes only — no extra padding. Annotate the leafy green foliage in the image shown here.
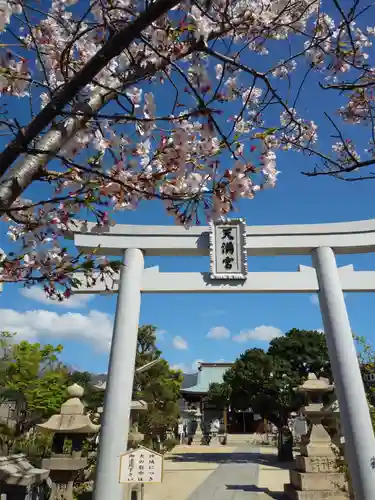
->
[0,326,181,460]
[205,382,231,410]
[207,329,331,428]
[67,370,104,411]
[134,325,183,438]
[133,325,162,395]
[353,335,375,427]
[0,331,69,435]
[12,432,53,467]
[68,370,92,386]
[222,348,304,426]
[268,328,331,380]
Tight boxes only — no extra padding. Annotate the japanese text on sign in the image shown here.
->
[209,219,247,280]
[221,227,235,270]
[119,446,163,484]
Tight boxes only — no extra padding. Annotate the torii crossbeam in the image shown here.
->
[73,264,375,293]
[70,218,375,500]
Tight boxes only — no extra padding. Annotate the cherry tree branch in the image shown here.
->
[0,0,179,176]
[0,41,200,213]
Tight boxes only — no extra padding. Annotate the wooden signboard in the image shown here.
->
[119,446,164,484]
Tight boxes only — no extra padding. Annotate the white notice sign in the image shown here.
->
[119,446,164,484]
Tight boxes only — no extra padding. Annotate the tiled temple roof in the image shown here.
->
[181,362,232,394]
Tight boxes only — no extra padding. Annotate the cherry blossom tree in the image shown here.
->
[0,0,374,297]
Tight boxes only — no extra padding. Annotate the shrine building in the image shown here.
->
[180,362,265,434]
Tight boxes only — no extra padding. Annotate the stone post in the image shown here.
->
[312,247,375,500]
[93,248,144,500]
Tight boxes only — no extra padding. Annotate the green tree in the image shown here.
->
[205,382,231,411]
[220,348,304,427]
[268,328,331,380]
[67,370,104,411]
[0,331,69,437]
[207,329,331,460]
[354,335,375,418]
[68,370,92,387]
[134,325,183,440]
[135,326,161,366]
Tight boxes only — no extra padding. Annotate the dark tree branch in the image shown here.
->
[0,0,179,176]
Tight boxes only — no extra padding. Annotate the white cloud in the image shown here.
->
[20,287,93,309]
[0,308,113,352]
[207,326,230,340]
[233,325,283,343]
[171,359,203,373]
[172,336,188,350]
[156,329,167,340]
[170,363,185,372]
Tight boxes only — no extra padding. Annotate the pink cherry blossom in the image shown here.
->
[0,0,373,295]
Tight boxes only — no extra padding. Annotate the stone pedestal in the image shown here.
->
[191,419,204,445]
[42,456,87,500]
[284,419,349,499]
[210,433,219,446]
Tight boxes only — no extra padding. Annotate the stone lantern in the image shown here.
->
[297,373,334,456]
[284,374,349,499]
[128,400,148,446]
[36,383,100,500]
[185,407,204,445]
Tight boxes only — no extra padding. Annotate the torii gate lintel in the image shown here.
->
[72,220,375,500]
[73,264,375,294]
[70,217,375,257]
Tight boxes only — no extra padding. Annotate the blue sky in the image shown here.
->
[1,157,375,374]
[1,3,375,374]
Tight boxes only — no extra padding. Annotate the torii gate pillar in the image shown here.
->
[93,248,144,500]
[70,219,375,500]
[313,247,375,499]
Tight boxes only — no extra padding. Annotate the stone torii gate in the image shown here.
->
[71,218,375,500]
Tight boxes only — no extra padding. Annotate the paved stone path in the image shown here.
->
[186,446,261,500]
[144,445,289,500]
